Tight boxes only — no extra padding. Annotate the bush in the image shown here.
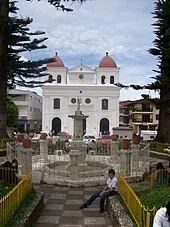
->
[137,186,170,209]
[0,138,15,149]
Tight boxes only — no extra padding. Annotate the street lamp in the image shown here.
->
[34,121,37,133]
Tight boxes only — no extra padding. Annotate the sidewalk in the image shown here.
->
[34,184,114,227]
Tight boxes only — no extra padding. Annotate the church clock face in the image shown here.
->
[79,74,84,79]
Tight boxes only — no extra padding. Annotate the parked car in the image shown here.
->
[83,134,96,145]
[98,135,112,144]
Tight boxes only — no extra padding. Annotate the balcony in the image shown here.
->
[131,119,153,123]
[131,108,153,112]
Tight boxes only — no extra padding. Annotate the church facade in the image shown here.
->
[42,52,121,137]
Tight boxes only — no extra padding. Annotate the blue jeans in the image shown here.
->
[85,190,116,210]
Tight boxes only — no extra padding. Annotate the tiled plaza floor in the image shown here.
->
[34,184,114,227]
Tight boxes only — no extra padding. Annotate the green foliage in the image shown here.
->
[7,1,52,88]
[0,181,14,198]
[26,0,86,12]
[149,141,170,153]
[0,138,15,149]
[137,186,170,209]
[4,188,36,227]
[6,100,18,127]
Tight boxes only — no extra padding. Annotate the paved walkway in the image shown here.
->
[34,184,114,227]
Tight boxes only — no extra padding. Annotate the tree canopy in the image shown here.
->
[7,99,19,127]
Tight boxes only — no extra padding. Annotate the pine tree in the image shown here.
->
[0,0,86,138]
[149,0,170,142]
[116,0,170,143]
[0,1,52,138]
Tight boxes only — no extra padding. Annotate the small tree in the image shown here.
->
[7,100,18,127]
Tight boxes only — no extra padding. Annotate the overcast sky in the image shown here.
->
[17,0,159,100]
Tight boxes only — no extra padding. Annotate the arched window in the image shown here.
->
[102,99,108,110]
[101,75,106,84]
[54,98,60,109]
[48,75,53,83]
[57,75,61,83]
[110,76,114,84]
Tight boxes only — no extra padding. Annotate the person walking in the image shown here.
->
[153,201,170,227]
[80,169,118,213]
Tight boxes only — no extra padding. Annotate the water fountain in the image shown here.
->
[41,98,112,187]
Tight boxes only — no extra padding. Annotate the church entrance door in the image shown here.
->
[100,118,109,135]
[52,117,61,136]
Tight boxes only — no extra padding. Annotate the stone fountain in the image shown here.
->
[68,97,89,172]
[40,98,112,186]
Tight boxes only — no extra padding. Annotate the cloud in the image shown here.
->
[16,0,158,100]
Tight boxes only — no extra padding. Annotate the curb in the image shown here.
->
[106,195,135,227]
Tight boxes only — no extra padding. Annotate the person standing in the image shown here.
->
[80,169,118,213]
[153,201,170,227]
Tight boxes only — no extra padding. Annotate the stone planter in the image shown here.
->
[132,134,140,144]
[23,139,31,148]
[121,139,130,150]
[17,134,24,142]
[40,133,47,140]
[111,134,118,141]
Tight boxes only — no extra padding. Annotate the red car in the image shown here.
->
[99,135,112,144]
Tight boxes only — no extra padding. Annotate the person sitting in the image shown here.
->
[80,169,118,213]
[153,201,170,227]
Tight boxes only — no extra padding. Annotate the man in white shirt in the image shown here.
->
[80,169,118,213]
[153,201,170,227]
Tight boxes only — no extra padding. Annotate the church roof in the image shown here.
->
[47,53,65,67]
[99,52,117,68]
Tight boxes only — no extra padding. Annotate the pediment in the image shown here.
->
[69,64,94,73]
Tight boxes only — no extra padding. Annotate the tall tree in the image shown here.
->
[149,0,170,142]
[0,0,9,138]
[0,0,86,138]
[0,1,51,138]
[117,0,170,143]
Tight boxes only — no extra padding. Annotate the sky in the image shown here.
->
[17,0,159,100]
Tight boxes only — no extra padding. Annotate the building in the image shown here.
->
[128,99,159,133]
[42,52,121,137]
[8,89,42,133]
[119,100,132,127]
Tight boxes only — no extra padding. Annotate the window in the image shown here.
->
[156,114,159,120]
[71,98,76,104]
[85,98,91,104]
[142,114,150,122]
[102,99,108,110]
[101,75,106,84]
[57,75,61,83]
[54,98,60,109]
[48,75,53,83]
[30,107,32,112]
[110,76,114,84]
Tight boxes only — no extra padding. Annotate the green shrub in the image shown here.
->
[0,138,15,149]
[137,186,170,209]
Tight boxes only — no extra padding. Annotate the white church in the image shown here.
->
[42,52,121,137]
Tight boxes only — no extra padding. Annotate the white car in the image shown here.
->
[83,134,96,145]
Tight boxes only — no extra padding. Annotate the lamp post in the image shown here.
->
[34,121,37,133]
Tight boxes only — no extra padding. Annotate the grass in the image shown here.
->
[3,187,37,227]
[0,181,15,198]
[137,185,170,209]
